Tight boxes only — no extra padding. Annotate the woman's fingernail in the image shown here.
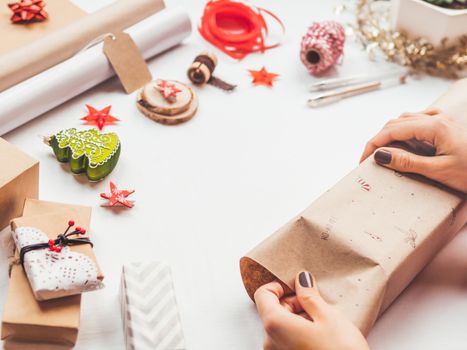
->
[299,271,314,288]
[374,150,392,165]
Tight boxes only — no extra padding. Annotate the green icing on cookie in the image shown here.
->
[48,128,120,181]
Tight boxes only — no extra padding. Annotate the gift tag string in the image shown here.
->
[75,32,116,55]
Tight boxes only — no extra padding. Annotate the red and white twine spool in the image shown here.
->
[300,21,345,75]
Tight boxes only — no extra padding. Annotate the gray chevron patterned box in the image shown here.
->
[120,262,186,350]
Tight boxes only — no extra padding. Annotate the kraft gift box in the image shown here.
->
[0,138,39,230]
[1,199,97,347]
[240,158,466,335]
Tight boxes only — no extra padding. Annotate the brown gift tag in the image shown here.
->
[0,138,39,230]
[103,32,152,94]
[1,200,94,347]
[240,158,466,336]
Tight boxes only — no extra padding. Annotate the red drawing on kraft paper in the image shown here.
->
[356,177,371,192]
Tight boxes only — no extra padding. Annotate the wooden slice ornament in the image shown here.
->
[136,79,198,125]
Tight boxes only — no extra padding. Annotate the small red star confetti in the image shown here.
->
[156,80,182,100]
[100,181,135,208]
[8,0,48,24]
[248,67,279,87]
[81,104,120,131]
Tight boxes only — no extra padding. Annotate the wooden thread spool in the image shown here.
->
[188,52,218,85]
[187,52,236,91]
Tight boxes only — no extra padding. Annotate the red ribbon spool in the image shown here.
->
[198,0,284,60]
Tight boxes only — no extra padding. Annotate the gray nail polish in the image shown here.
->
[299,271,313,288]
[375,150,392,165]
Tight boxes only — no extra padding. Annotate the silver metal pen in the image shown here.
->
[307,74,407,107]
[308,68,408,92]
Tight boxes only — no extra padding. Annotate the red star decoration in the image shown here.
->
[156,80,182,100]
[8,0,48,24]
[100,182,135,208]
[81,104,120,131]
[248,67,279,87]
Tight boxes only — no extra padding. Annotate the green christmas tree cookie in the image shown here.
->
[45,128,121,181]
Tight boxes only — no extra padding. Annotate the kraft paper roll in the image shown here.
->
[0,7,192,136]
[0,0,165,92]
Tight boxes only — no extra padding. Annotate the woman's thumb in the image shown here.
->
[295,271,328,321]
[374,147,442,177]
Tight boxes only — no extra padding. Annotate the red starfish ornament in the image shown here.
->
[8,0,48,24]
[81,104,120,131]
[156,80,182,100]
[100,181,135,208]
[248,67,279,87]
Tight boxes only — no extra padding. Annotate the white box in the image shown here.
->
[391,0,467,45]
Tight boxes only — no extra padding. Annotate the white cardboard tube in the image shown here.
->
[0,7,191,136]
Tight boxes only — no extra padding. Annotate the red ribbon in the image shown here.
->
[198,0,284,60]
[8,0,48,24]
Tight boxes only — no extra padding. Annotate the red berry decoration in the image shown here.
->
[48,239,54,246]
[54,246,62,253]
[8,0,48,24]
[79,228,86,235]
[68,220,75,226]
[75,227,82,232]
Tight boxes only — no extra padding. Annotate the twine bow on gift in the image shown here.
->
[19,220,94,265]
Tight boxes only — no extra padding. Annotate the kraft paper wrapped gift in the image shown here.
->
[240,158,466,336]
[1,199,97,347]
[0,138,39,230]
[11,212,104,301]
[0,0,165,92]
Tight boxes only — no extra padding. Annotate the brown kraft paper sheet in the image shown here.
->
[0,0,85,55]
[0,0,165,92]
[1,200,95,346]
[0,138,39,230]
[240,158,466,335]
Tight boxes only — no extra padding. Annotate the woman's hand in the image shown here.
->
[254,272,369,350]
[360,109,467,193]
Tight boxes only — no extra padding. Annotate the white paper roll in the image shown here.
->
[0,7,191,136]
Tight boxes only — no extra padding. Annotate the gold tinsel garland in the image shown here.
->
[354,0,467,78]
